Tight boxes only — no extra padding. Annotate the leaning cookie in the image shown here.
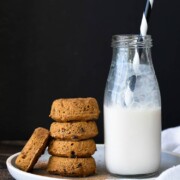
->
[49,97,100,122]
[50,121,98,140]
[48,139,96,158]
[47,156,96,177]
[15,127,50,172]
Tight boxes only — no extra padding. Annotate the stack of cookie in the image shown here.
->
[47,97,100,177]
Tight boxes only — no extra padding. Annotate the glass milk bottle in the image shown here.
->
[104,35,161,177]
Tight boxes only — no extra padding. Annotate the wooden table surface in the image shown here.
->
[0,141,25,180]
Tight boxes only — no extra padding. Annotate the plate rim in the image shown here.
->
[6,152,70,180]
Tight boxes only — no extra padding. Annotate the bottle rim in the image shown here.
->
[111,34,152,48]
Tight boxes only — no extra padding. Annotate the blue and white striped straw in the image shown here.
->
[124,0,154,106]
[140,0,154,36]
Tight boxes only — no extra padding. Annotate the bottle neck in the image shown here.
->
[111,34,152,48]
[112,35,153,65]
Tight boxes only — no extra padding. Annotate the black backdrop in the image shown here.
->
[1,0,180,143]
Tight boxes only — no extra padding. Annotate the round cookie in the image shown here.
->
[48,139,96,158]
[49,97,100,122]
[47,156,96,177]
[50,121,98,140]
[15,127,49,172]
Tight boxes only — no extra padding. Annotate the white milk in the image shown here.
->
[104,105,161,175]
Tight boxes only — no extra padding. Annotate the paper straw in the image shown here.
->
[124,0,154,106]
[140,0,154,36]
[133,0,154,71]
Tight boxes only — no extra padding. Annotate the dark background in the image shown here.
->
[0,0,180,143]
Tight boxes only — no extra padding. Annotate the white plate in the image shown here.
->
[6,145,180,180]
